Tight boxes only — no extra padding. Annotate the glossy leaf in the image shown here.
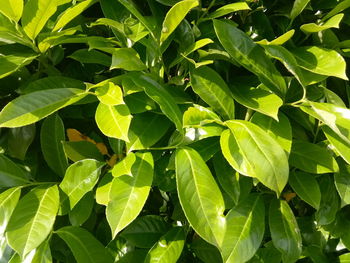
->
[95,102,132,142]
[269,199,302,263]
[221,194,265,263]
[0,88,87,128]
[62,141,104,162]
[59,159,104,209]
[69,192,94,226]
[221,121,289,195]
[214,19,287,97]
[94,82,124,106]
[290,0,310,20]
[107,152,154,238]
[301,13,344,33]
[0,0,23,22]
[208,2,250,19]
[144,227,186,263]
[69,49,111,67]
[56,226,114,263]
[0,154,30,187]
[256,30,295,45]
[0,187,21,235]
[289,171,321,209]
[335,160,350,207]
[7,124,35,160]
[190,66,235,120]
[111,48,147,71]
[175,147,225,246]
[160,0,199,43]
[6,185,59,258]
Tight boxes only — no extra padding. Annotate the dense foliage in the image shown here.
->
[1,0,350,262]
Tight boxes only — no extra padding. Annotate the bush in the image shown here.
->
[0,0,350,262]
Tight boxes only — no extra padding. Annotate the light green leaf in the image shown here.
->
[208,2,250,19]
[335,160,350,207]
[322,0,350,21]
[269,199,302,263]
[340,253,350,263]
[40,113,68,177]
[292,46,348,80]
[221,121,289,195]
[107,152,154,238]
[0,0,23,22]
[214,20,287,97]
[183,105,222,128]
[290,0,310,21]
[289,171,321,209]
[250,112,292,154]
[59,159,104,209]
[55,226,114,263]
[0,154,30,187]
[289,140,339,174]
[69,49,111,66]
[120,215,171,248]
[0,88,87,128]
[231,83,282,120]
[127,112,171,152]
[22,0,61,39]
[94,82,124,105]
[256,30,295,45]
[175,147,225,246]
[144,227,186,263]
[190,66,235,120]
[160,0,199,43]
[0,187,21,235]
[111,48,147,71]
[6,185,59,258]
[53,0,97,31]
[0,52,37,80]
[301,13,344,33]
[130,73,183,131]
[95,172,113,206]
[221,194,265,263]
[95,102,132,142]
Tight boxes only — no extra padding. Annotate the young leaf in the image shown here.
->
[59,159,104,209]
[214,20,287,97]
[6,185,59,258]
[160,0,199,43]
[144,227,186,263]
[94,82,124,106]
[220,121,289,195]
[208,2,250,19]
[0,88,87,128]
[0,154,30,188]
[269,199,302,263]
[300,13,344,33]
[40,113,68,177]
[190,66,235,120]
[0,187,21,235]
[0,0,23,22]
[55,226,114,263]
[107,152,154,238]
[95,102,132,142]
[221,194,265,263]
[175,147,226,246]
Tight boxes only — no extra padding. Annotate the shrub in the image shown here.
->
[0,0,350,262]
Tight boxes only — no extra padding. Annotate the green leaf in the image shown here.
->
[111,48,147,71]
[322,0,350,21]
[160,0,199,43]
[53,0,97,31]
[7,124,35,160]
[289,171,321,209]
[130,73,183,131]
[0,52,37,80]
[190,66,235,120]
[208,2,250,19]
[107,152,154,238]
[62,141,104,162]
[250,112,292,154]
[340,253,350,263]
[301,13,344,33]
[96,172,113,206]
[95,102,132,142]
[214,19,287,97]
[126,112,171,152]
[220,121,289,195]
[55,226,114,263]
[0,154,30,188]
[175,147,225,246]
[69,192,94,226]
[0,0,23,22]
[334,160,350,207]
[0,187,21,235]
[120,215,171,248]
[292,46,348,80]
[231,83,283,120]
[144,227,186,263]
[183,105,222,127]
[269,199,302,263]
[94,82,124,106]
[69,49,111,67]
[191,237,223,263]
[40,113,68,177]
[22,0,61,39]
[290,0,310,20]
[6,185,59,258]
[221,194,265,263]
[59,159,104,209]
[289,140,339,174]
[256,30,295,45]
[0,88,87,128]
[30,239,52,263]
